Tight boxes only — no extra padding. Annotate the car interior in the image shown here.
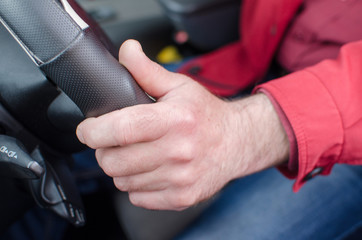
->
[2,1,362,240]
[0,0,241,239]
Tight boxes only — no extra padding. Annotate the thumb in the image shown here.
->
[119,39,185,98]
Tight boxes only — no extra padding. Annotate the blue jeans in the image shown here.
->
[176,164,362,240]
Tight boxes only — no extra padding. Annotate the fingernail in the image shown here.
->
[76,127,85,144]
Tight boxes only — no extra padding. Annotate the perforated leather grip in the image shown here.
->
[0,0,153,118]
[41,28,153,117]
[0,0,81,63]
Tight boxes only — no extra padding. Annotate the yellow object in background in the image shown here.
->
[156,45,183,64]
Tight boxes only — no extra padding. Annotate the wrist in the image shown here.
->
[227,93,289,179]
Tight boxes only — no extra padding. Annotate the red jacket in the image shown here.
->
[179,0,362,191]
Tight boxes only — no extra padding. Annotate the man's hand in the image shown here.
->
[76,40,289,210]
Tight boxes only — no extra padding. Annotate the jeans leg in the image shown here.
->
[0,208,68,240]
[176,164,362,240]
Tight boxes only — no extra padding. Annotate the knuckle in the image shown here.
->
[113,178,125,191]
[151,62,165,80]
[168,141,196,163]
[182,142,197,161]
[103,163,116,177]
[171,168,195,187]
[112,107,160,146]
[171,190,198,209]
[113,178,130,192]
[113,115,133,146]
[98,155,117,177]
[128,193,142,207]
[138,107,159,131]
[176,107,198,130]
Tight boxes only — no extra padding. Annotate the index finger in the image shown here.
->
[76,103,170,149]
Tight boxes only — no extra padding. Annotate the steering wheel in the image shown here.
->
[0,0,152,229]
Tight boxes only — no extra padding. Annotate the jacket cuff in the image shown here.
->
[255,70,344,191]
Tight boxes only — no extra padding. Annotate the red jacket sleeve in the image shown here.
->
[256,40,362,191]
